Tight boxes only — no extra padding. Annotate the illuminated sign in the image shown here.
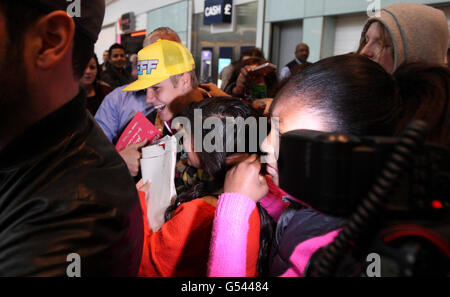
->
[204,0,233,25]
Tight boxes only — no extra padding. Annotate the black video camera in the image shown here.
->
[277,126,450,276]
[277,130,449,219]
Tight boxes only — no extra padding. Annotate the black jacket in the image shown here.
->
[270,205,346,276]
[100,63,133,90]
[286,59,313,73]
[0,93,143,276]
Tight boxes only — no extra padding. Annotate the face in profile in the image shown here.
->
[145,77,187,122]
[103,51,109,63]
[359,22,395,73]
[262,97,329,186]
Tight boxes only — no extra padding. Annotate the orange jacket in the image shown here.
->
[137,191,260,277]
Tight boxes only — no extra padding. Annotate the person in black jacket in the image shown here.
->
[0,0,143,276]
[279,43,312,81]
[100,43,133,89]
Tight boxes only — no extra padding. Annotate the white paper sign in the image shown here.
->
[140,136,178,232]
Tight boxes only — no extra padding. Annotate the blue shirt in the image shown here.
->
[94,85,154,144]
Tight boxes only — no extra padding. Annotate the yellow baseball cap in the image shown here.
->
[122,39,195,92]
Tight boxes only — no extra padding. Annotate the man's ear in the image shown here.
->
[179,72,192,90]
[34,11,75,70]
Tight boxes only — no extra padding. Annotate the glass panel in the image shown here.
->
[147,1,189,46]
[192,1,258,84]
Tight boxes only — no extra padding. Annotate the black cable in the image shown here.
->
[306,120,429,277]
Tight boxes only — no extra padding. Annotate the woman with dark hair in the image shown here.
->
[80,54,112,115]
[208,54,450,277]
[137,97,275,277]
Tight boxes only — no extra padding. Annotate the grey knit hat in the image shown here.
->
[33,0,105,43]
[361,3,449,70]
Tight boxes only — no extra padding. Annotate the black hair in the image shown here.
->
[72,32,95,79]
[240,48,265,61]
[393,62,450,147]
[94,54,101,82]
[87,53,108,99]
[0,1,94,79]
[277,63,311,91]
[164,97,275,276]
[108,43,126,58]
[86,53,101,85]
[273,54,401,137]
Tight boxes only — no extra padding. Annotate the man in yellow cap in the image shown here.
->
[123,39,203,123]
[118,38,205,180]
[96,29,228,178]
[122,39,233,193]
[95,28,183,148]
[96,28,185,178]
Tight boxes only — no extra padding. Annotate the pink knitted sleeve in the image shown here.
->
[207,193,256,277]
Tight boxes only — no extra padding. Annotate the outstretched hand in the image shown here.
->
[224,154,268,203]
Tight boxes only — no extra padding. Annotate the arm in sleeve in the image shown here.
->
[94,89,122,143]
[0,199,143,277]
[279,66,291,81]
[207,192,257,277]
[138,192,216,277]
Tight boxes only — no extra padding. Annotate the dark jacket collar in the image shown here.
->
[106,62,130,79]
[0,91,88,169]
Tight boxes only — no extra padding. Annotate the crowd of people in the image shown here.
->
[0,0,448,277]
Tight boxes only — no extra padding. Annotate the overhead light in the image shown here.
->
[131,30,147,37]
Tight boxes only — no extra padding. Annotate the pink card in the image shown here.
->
[115,111,163,152]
